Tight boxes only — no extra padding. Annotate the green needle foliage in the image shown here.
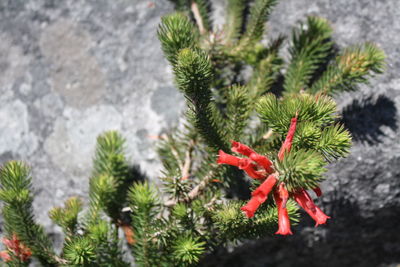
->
[49,197,83,237]
[284,16,333,94]
[128,182,164,266]
[213,200,299,242]
[158,13,198,66]
[0,0,384,266]
[0,162,59,266]
[241,0,277,43]
[172,235,206,266]
[225,0,246,42]
[63,237,96,266]
[310,43,385,93]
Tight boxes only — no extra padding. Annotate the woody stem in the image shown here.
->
[191,1,205,34]
[164,170,215,207]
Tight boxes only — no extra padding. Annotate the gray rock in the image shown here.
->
[0,0,179,245]
[0,0,399,266]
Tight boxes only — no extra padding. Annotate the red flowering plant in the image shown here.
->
[0,0,382,265]
[217,93,351,235]
[0,234,32,264]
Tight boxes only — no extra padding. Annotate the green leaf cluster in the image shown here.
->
[212,200,299,242]
[0,161,59,266]
[49,197,82,236]
[257,93,351,190]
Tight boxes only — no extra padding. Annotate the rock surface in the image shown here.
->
[0,0,399,266]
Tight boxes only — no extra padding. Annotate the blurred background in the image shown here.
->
[0,0,399,266]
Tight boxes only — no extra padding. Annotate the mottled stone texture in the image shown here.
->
[0,0,399,266]
[0,0,181,244]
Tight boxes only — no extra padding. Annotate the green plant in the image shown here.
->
[0,1,384,266]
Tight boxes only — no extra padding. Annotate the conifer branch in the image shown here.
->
[248,52,283,96]
[242,0,277,43]
[284,16,333,94]
[85,220,130,266]
[158,13,199,66]
[49,197,82,237]
[63,237,96,266]
[88,131,133,224]
[317,124,351,161]
[0,161,60,266]
[174,48,229,151]
[128,182,165,266]
[226,85,251,140]
[310,43,385,94]
[257,93,337,135]
[224,0,246,42]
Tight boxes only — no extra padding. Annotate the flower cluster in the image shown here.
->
[217,116,330,235]
[0,234,32,262]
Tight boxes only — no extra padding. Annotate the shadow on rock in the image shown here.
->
[128,164,147,183]
[341,94,397,144]
[199,195,400,267]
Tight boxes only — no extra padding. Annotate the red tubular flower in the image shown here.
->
[238,158,264,179]
[278,183,289,208]
[2,235,31,262]
[217,126,331,233]
[251,174,278,196]
[293,189,330,226]
[249,153,274,174]
[278,116,298,161]
[240,196,264,218]
[0,251,11,262]
[217,150,241,166]
[241,175,277,218]
[231,141,255,157]
[273,190,293,235]
[313,187,322,197]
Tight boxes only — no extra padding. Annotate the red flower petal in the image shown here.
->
[2,235,31,262]
[231,141,255,157]
[217,150,241,166]
[293,189,330,226]
[241,175,277,218]
[278,116,298,161]
[252,175,278,196]
[238,158,265,179]
[241,197,262,218]
[278,183,289,208]
[274,190,293,235]
[313,187,322,197]
[0,251,11,262]
[249,153,274,174]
